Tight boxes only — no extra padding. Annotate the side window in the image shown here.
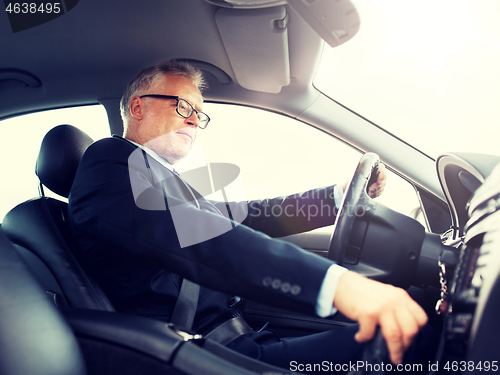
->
[0,105,110,220]
[180,103,422,226]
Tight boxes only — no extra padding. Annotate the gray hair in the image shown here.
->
[120,60,207,123]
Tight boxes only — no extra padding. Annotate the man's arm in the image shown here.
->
[238,185,340,237]
[241,163,387,237]
[69,138,334,315]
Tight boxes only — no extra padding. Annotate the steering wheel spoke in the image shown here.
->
[329,153,380,264]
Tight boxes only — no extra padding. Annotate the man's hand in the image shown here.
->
[333,271,428,365]
[367,163,387,198]
[342,164,387,198]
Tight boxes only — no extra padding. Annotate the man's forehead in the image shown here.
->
[161,74,201,91]
[157,74,203,103]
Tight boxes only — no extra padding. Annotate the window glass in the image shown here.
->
[314,0,500,158]
[178,103,421,229]
[0,105,110,220]
[0,103,422,230]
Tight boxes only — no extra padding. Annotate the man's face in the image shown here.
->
[138,74,204,164]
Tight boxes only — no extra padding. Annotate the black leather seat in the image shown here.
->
[2,124,114,311]
[0,227,87,375]
[0,125,292,375]
[1,220,284,375]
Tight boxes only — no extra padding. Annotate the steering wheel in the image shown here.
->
[330,153,392,374]
[328,152,380,265]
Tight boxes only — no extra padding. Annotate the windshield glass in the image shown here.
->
[315,0,500,158]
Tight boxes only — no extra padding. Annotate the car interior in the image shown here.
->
[1,0,499,374]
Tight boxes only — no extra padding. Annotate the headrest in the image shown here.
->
[35,125,94,198]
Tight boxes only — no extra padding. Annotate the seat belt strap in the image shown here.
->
[170,281,255,346]
[205,317,254,346]
[148,155,252,341]
[144,157,200,332]
[170,278,200,331]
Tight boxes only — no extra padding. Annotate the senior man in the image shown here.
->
[68,60,429,371]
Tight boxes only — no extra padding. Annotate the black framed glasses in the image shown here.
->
[140,94,210,129]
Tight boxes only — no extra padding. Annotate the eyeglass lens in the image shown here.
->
[177,99,209,127]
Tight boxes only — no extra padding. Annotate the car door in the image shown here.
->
[179,102,424,336]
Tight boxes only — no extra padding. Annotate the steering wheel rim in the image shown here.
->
[328,152,380,264]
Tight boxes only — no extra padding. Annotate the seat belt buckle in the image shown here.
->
[167,323,204,342]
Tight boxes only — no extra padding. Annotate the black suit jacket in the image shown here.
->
[68,136,338,333]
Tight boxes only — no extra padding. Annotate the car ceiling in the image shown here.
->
[0,0,327,126]
[1,1,448,199]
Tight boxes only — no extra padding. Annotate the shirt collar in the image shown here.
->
[125,138,175,172]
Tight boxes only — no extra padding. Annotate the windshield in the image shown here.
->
[315,0,500,158]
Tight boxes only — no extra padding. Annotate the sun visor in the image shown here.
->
[215,6,290,93]
[209,0,360,49]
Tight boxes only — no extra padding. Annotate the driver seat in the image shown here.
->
[2,124,114,311]
[1,127,295,375]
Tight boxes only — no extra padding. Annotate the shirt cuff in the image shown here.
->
[333,184,344,210]
[316,264,348,318]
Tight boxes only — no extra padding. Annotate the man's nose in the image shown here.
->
[186,112,200,128]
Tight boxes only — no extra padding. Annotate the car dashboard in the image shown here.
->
[435,153,500,371]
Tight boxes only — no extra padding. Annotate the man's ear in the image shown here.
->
[130,96,144,120]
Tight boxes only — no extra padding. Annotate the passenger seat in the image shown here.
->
[2,124,114,311]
